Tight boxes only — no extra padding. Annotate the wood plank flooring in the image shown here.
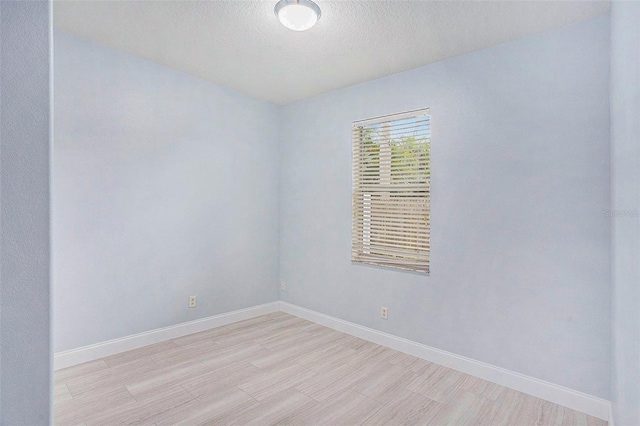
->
[54,312,606,425]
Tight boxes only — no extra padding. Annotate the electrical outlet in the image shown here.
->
[381,307,388,320]
[281,281,286,291]
[189,296,196,308]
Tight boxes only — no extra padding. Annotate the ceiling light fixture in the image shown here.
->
[274,0,321,31]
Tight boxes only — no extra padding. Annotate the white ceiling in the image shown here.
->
[54,0,610,105]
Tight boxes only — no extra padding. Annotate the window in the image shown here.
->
[351,108,430,273]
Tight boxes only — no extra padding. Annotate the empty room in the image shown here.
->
[0,0,639,425]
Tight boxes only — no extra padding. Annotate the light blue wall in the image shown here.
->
[0,1,52,424]
[53,31,280,352]
[610,1,640,424]
[279,17,611,399]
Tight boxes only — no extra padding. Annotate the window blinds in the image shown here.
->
[351,108,430,273]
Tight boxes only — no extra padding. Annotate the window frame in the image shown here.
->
[351,108,431,274]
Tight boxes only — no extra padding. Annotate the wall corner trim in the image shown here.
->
[53,301,280,370]
[278,301,610,421]
[608,403,615,426]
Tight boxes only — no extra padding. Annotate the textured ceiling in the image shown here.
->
[54,0,610,105]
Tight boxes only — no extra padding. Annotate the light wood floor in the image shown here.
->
[54,312,606,425]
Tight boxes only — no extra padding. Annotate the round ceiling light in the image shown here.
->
[274,0,321,31]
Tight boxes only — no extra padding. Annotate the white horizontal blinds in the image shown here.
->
[352,108,430,273]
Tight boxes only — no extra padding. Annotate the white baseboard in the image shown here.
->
[278,301,610,422]
[54,299,610,422]
[54,301,280,371]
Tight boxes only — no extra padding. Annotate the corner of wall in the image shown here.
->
[0,0,52,423]
[610,1,640,425]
